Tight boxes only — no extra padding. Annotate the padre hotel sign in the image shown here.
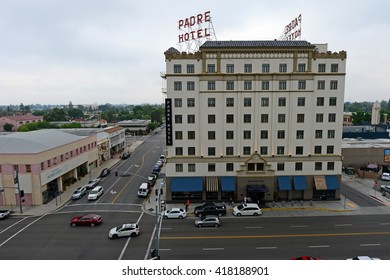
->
[178,11,212,43]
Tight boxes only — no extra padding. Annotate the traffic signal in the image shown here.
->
[155,189,158,195]
[20,190,24,197]
[160,189,163,195]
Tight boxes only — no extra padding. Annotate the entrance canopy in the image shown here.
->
[221,176,235,192]
[314,175,327,190]
[277,176,292,191]
[293,176,307,190]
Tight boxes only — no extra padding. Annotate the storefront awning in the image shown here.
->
[206,176,219,192]
[293,176,307,190]
[221,176,235,192]
[314,175,327,190]
[325,175,339,190]
[170,177,203,192]
[277,176,292,191]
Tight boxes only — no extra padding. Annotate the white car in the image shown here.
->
[108,223,140,239]
[163,208,187,219]
[88,186,104,201]
[85,178,101,189]
[71,186,87,200]
[381,172,390,181]
[233,203,262,216]
[347,256,381,260]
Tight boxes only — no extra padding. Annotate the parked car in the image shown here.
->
[147,175,156,187]
[380,185,390,194]
[346,256,381,260]
[291,256,321,260]
[121,152,131,159]
[194,202,226,217]
[108,223,140,239]
[163,208,187,219]
[71,186,87,200]
[85,178,101,189]
[195,215,221,227]
[70,214,102,227]
[156,160,164,167]
[100,168,110,177]
[0,209,11,219]
[233,203,262,216]
[381,172,390,181]
[88,186,104,201]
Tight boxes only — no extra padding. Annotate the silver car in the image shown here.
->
[71,186,86,200]
[194,215,221,227]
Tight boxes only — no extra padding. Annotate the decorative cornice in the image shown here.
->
[164,51,202,61]
[313,50,347,60]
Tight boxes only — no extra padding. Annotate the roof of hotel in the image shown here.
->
[0,130,88,154]
[200,40,315,49]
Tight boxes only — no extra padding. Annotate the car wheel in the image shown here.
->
[90,223,95,227]
[163,215,168,219]
[197,213,202,217]
[214,223,219,227]
[253,213,258,216]
[179,215,183,219]
[71,223,77,227]
[198,224,203,228]
[130,233,137,237]
[237,213,241,217]
[112,234,118,239]
[218,213,223,217]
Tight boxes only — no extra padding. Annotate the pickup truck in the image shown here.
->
[0,209,11,219]
[194,202,226,217]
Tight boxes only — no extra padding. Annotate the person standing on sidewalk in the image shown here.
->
[185,199,190,212]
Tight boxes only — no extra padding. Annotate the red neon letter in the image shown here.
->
[204,11,211,22]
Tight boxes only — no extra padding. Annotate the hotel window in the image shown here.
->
[316,113,324,123]
[295,162,303,171]
[296,146,303,155]
[226,130,234,139]
[174,115,182,123]
[226,114,234,123]
[176,164,183,172]
[261,97,269,107]
[260,146,268,155]
[277,163,285,171]
[226,98,234,107]
[60,155,63,161]
[318,80,325,90]
[226,64,234,73]
[187,98,195,107]
[296,130,304,139]
[314,146,322,154]
[47,160,51,167]
[277,146,285,155]
[327,162,335,171]
[330,80,338,90]
[244,97,252,107]
[208,131,216,140]
[208,98,216,107]
[243,146,251,155]
[173,64,182,73]
[318,64,326,72]
[298,80,306,90]
[226,146,234,155]
[328,129,335,139]
[278,97,286,107]
[297,114,305,123]
[329,97,337,106]
[315,162,322,171]
[188,163,196,172]
[328,113,336,122]
[279,80,287,90]
[261,80,269,90]
[188,131,195,140]
[175,147,183,156]
[279,63,287,73]
[278,114,286,123]
[244,80,252,90]
[188,147,195,155]
[187,81,195,91]
[226,81,234,90]
[260,130,268,139]
[243,130,251,139]
[175,131,183,140]
[208,81,216,90]
[174,98,182,107]
[317,97,324,106]
[208,147,216,156]
[315,130,323,139]
[187,64,195,73]
[277,130,285,139]
[331,64,339,72]
[41,162,44,170]
[208,163,216,172]
[174,81,182,91]
[206,115,215,125]
[244,64,252,73]
[298,63,306,72]
[327,145,334,154]
[262,64,270,73]
[26,164,31,172]
[187,115,195,124]
[243,114,251,123]
[226,163,234,172]
[261,114,268,123]
[207,64,216,73]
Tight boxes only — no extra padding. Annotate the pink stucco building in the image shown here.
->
[0,115,44,132]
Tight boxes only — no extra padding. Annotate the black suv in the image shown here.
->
[100,168,110,177]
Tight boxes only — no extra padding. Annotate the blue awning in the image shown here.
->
[293,176,307,191]
[325,175,339,190]
[221,176,235,192]
[277,176,291,191]
[170,177,203,192]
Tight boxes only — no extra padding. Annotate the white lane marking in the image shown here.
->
[118,212,144,260]
[360,244,381,247]
[256,247,277,250]
[335,224,353,227]
[0,217,29,235]
[161,227,172,230]
[290,225,308,228]
[379,223,390,225]
[203,248,224,251]
[308,245,330,248]
[159,249,171,251]
[245,226,263,229]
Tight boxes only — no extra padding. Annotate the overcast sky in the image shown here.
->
[0,0,389,106]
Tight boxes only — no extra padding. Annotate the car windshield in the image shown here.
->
[237,204,245,210]
[91,190,97,194]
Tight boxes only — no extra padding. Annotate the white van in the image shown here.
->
[232,203,262,216]
[137,183,149,197]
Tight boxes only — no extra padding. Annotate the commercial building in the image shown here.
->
[0,115,43,132]
[163,40,347,203]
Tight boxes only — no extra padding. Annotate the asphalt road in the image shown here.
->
[340,182,384,207]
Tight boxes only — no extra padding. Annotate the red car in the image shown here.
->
[70,214,103,227]
[291,256,321,260]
